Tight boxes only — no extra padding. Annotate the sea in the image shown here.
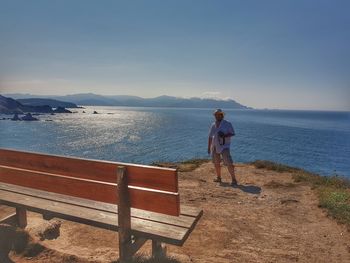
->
[1,106,349,177]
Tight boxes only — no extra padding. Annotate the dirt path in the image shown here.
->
[1,162,349,262]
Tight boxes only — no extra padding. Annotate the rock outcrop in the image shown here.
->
[11,113,21,121]
[53,107,72,113]
[21,113,39,121]
[0,95,53,114]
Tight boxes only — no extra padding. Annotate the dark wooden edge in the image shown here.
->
[176,208,203,246]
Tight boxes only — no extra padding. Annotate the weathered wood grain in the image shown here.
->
[0,183,199,228]
[0,148,178,192]
[0,189,196,245]
[0,165,179,216]
[117,166,132,261]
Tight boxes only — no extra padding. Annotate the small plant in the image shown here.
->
[318,188,350,225]
[251,160,350,227]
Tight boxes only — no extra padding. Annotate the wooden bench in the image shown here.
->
[0,148,202,262]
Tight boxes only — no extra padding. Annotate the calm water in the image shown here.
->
[1,107,349,177]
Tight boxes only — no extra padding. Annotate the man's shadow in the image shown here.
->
[220,182,261,194]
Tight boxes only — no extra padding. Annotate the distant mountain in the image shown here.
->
[17,98,79,108]
[54,93,118,106]
[4,93,252,109]
[0,95,53,114]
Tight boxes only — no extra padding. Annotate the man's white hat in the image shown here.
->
[213,108,225,115]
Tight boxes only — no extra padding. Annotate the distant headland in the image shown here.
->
[0,95,78,115]
[4,93,252,109]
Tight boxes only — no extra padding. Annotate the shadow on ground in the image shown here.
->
[220,183,262,194]
[113,254,182,263]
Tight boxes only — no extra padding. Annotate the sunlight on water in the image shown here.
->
[1,107,349,177]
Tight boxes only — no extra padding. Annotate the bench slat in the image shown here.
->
[0,188,200,245]
[0,148,178,192]
[0,165,180,216]
[0,183,200,229]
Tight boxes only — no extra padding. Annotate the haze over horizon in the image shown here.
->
[0,1,349,111]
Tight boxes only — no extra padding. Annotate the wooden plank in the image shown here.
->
[0,148,178,192]
[0,166,180,216]
[0,183,195,228]
[0,189,190,245]
[181,205,203,217]
[117,166,132,262]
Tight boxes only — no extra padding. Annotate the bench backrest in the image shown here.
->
[0,148,179,216]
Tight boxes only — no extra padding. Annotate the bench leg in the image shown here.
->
[119,229,132,262]
[152,240,167,258]
[16,207,27,228]
[117,166,132,262]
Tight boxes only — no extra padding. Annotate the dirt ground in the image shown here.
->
[1,162,349,263]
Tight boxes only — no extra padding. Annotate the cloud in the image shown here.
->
[202,91,222,99]
[201,91,232,101]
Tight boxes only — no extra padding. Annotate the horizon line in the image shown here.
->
[2,93,349,112]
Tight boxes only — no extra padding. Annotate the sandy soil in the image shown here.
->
[1,162,349,263]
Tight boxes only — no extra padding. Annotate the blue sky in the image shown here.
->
[0,0,349,110]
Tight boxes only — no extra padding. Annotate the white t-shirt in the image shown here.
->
[208,119,235,154]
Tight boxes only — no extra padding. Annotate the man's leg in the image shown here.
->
[212,150,222,182]
[215,163,221,179]
[227,164,237,183]
[222,149,237,184]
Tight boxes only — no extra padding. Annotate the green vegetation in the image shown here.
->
[251,160,350,227]
[152,158,210,172]
[251,160,302,173]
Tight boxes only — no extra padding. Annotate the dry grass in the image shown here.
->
[152,158,210,172]
[251,160,350,227]
[264,180,297,189]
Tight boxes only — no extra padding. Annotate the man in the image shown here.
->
[208,109,238,186]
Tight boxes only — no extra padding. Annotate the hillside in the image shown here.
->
[5,93,251,109]
[17,98,79,108]
[0,95,53,114]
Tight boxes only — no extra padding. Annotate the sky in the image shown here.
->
[0,0,349,110]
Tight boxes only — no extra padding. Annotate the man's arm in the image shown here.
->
[208,124,215,154]
[225,122,235,137]
[208,137,212,154]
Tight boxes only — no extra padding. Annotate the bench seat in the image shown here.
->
[0,183,202,246]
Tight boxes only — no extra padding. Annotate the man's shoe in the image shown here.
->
[231,180,238,187]
[213,177,222,183]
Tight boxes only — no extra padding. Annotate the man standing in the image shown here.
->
[208,109,238,186]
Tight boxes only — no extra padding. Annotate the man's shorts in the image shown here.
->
[212,148,234,166]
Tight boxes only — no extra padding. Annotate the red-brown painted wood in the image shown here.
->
[0,165,180,216]
[0,148,178,192]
